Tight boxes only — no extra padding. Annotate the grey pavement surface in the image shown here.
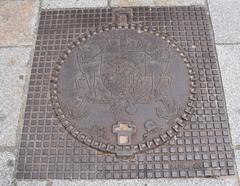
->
[216,45,240,181]
[208,0,240,44]
[14,177,240,186]
[51,178,239,186]
[216,45,240,147]
[0,0,239,185]
[236,149,240,184]
[0,151,15,186]
[17,180,47,186]
[0,0,40,46]
[42,0,206,8]
[0,47,32,146]
[111,0,205,6]
[42,0,108,9]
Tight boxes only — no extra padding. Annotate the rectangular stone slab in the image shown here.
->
[16,6,235,179]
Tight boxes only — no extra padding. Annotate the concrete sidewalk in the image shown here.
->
[0,0,239,185]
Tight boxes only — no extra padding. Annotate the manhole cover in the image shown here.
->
[16,7,235,180]
[51,25,196,156]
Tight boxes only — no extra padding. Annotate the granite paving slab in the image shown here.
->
[0,151,15,186]
[42,0,108,9]
[111,0,205,7]
[216,45,240,147]
[0,47,32,146]
[51,177,239,186]
[17,180,47,186]
[0,0,40,47]
[208,0,240,44]
[0,0,239,186]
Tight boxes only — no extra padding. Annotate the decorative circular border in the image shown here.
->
[50,24,197,157]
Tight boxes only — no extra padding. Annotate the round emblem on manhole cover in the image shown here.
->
[50,24,197,157]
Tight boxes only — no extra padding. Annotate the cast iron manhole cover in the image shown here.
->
[16,7,235,180]
[50,25,196,156]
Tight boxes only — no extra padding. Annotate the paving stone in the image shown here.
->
[154,0,205,5]
[17,180,47,186]
[216,45,240,146]
[0,47,32,146]
[235,149,240,180]
[42,0,108,9]
[208,0,240,43]
[0,151,15,186]
[0,0,40,47]
[52,177,239,186]
[111,0,205,7]
[111,0,155,6]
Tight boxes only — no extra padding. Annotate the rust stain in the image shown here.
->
[97,151,112,156]
[9,58,16,65]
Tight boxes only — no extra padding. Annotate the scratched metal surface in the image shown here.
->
[16,7,235,179]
